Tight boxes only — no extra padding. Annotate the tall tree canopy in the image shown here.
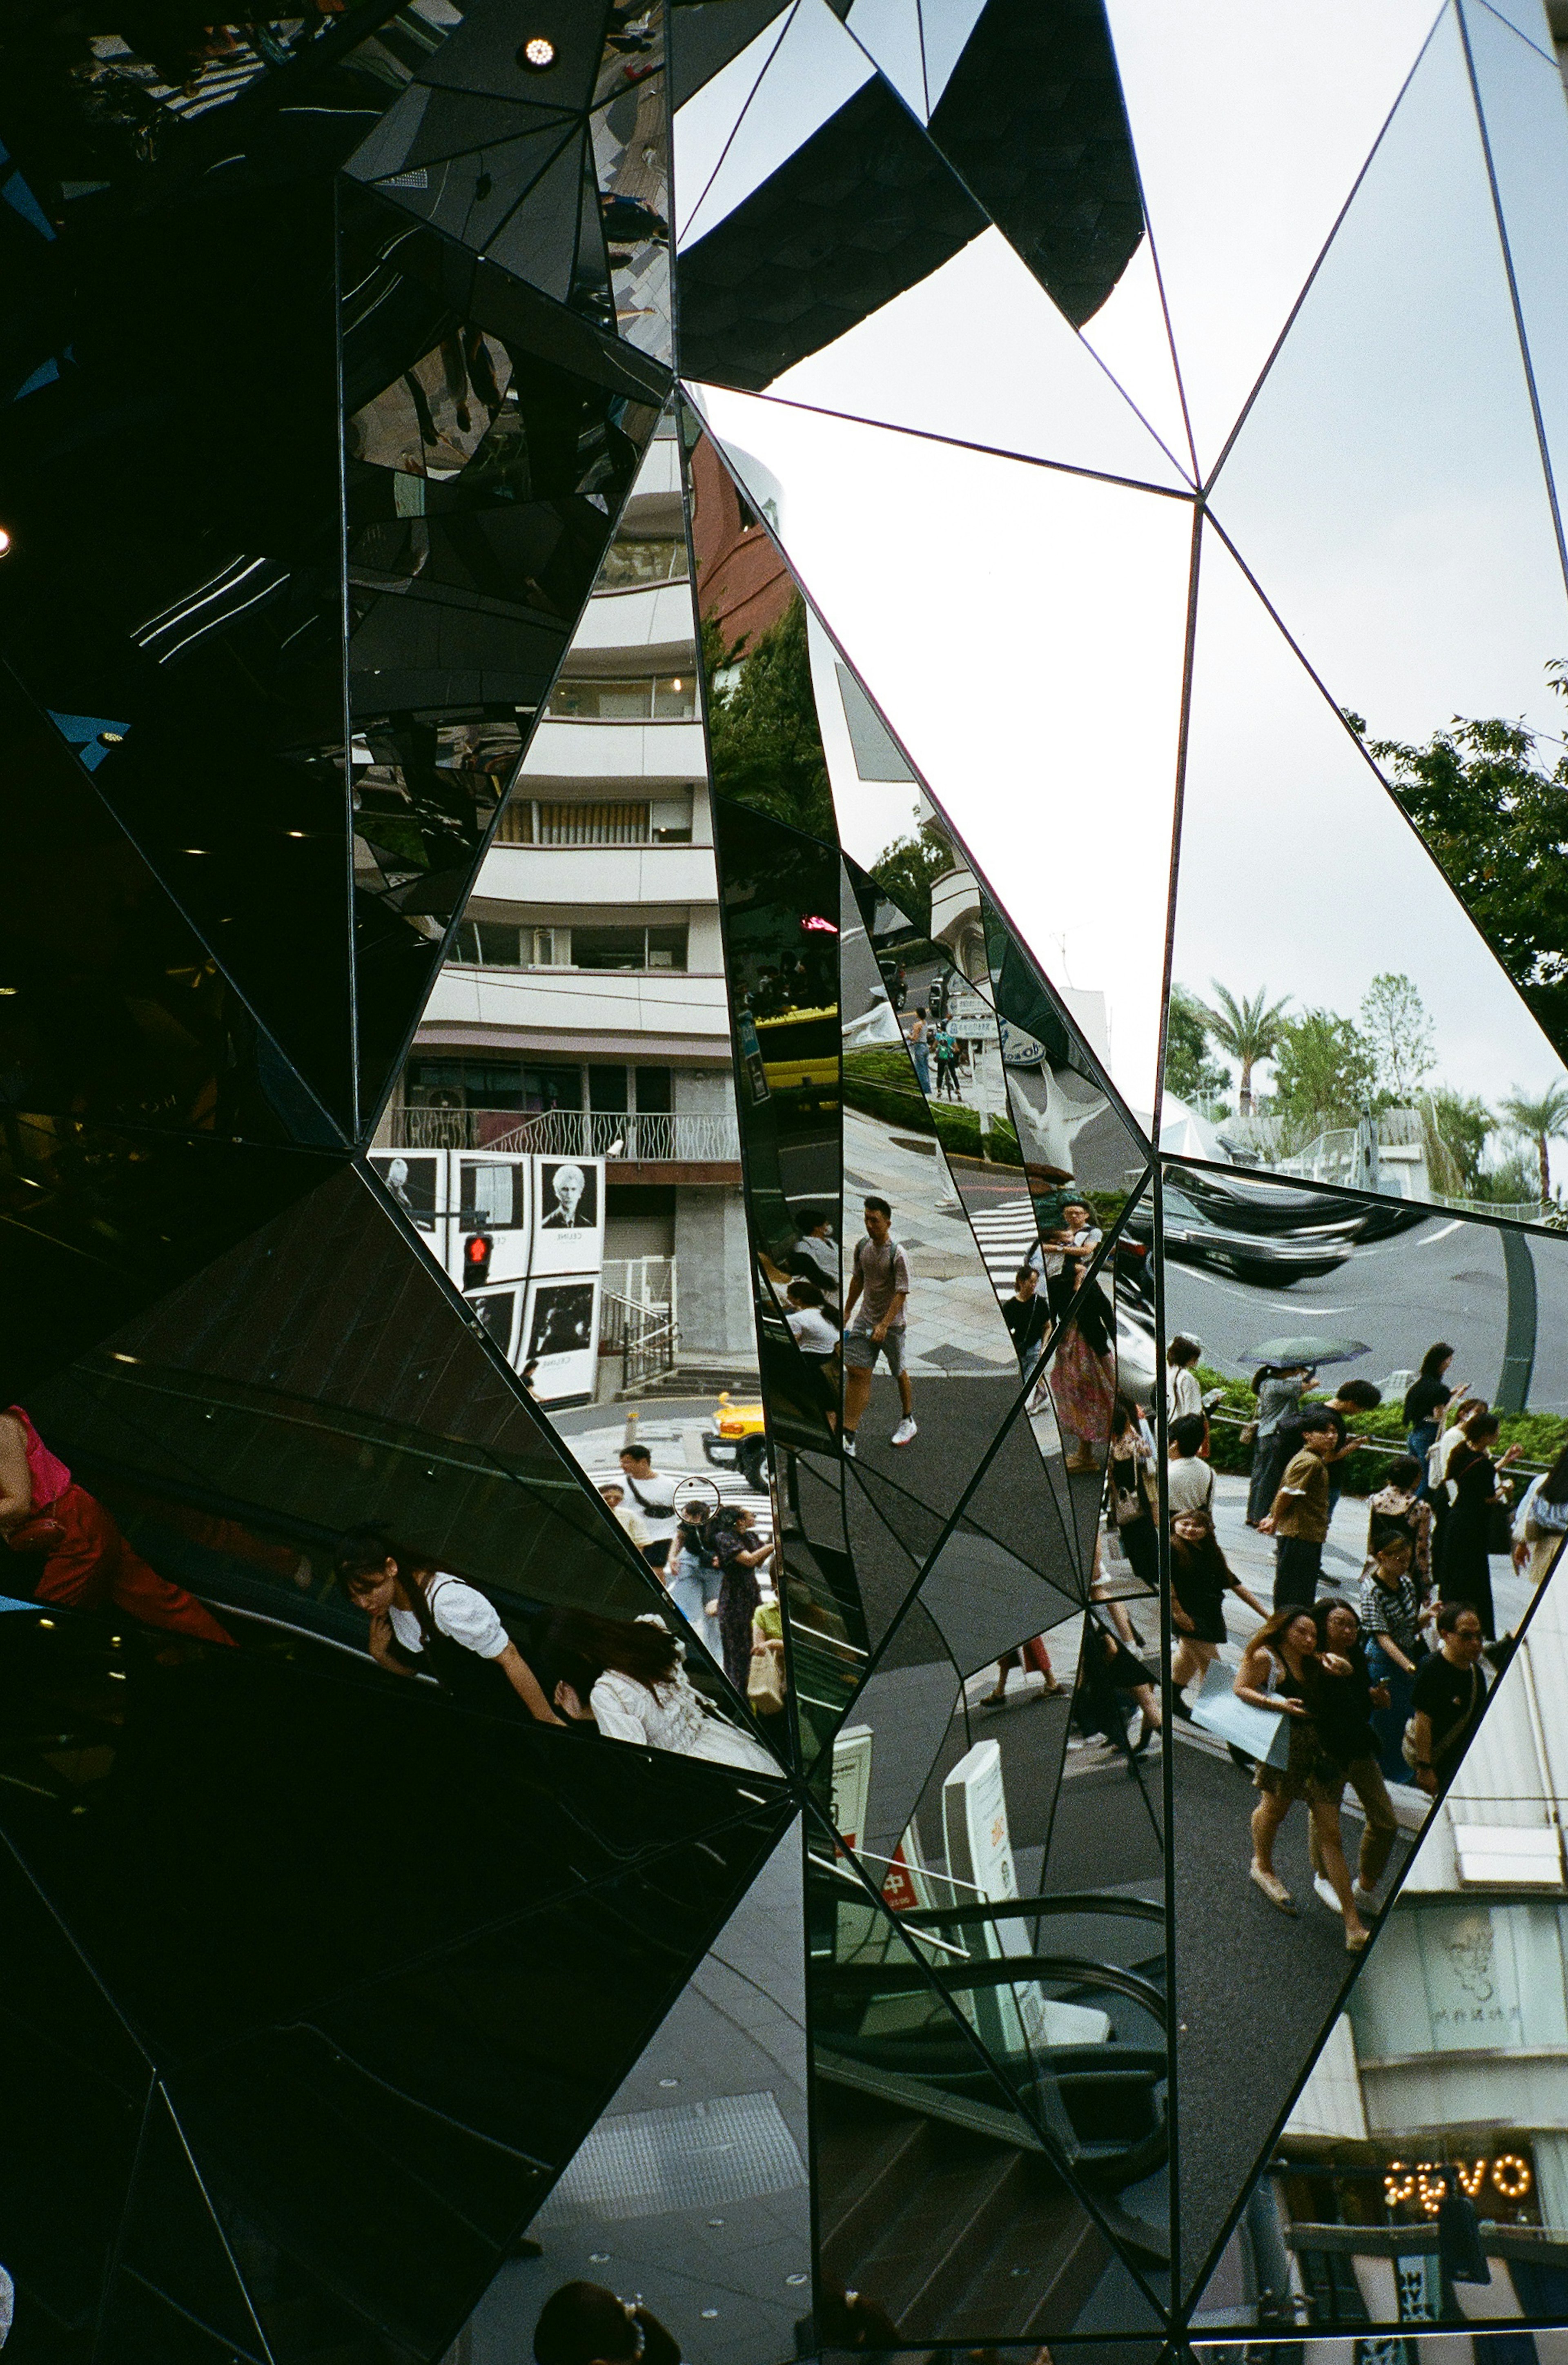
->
[702,595,835,842]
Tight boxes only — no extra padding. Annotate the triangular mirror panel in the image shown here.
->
[1168,524,1568,1209]
[16,1160,784,1758]
[687,392,1191,1115]
[443,1812,810,2365]
[668,0,793,111]
[805,1808,1167,2335]
[163,1803,788,2365]
[1461,0,1568,586]
[343,185,667,1132]
[1206,6,1568,905]
[1102,0,1444,474]
[672,0,1189,484]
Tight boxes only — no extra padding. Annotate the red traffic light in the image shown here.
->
[462,1231,494,1291]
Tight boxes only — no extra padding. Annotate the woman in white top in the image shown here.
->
[543,1608,780,1773]
[1165,1334,1205,1423]
[336,1528,561,1722]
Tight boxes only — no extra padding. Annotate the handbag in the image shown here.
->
[1189,1660,1293,1769]
[748,1638,786,1715]
[1238,1420,1259,1447]
[1487,1498,1515,1556]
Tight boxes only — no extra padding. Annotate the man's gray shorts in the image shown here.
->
[842,1325,906,1376]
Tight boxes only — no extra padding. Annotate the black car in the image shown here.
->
[1172,1158,1426,1243]
[1123,1187,1355,1287]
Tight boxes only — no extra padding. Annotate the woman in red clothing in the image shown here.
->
[0,1405,234,1646]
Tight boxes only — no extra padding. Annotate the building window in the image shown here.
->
[570,923,688,972]
[405,1059,584,1113]
[446,918,688,973]
[596,536,689,587]
[493,793,693,846]
[547,675,697,720]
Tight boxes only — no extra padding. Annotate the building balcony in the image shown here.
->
[384,1105,741,1183]
[519,717,708,784]
[416,963,733,1058]
[476,842,716,904]
[570,579,696,664]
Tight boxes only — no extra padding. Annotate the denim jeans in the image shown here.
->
[1365,1637,1417,1782]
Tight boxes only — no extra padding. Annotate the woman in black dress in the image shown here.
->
[1442,1409,1523,1639]
[1169,1506,1266,1708]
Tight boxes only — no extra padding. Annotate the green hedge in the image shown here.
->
[1197,1364,1568,1495]
[841,1053,1023,1167]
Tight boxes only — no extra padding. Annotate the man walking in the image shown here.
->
[842,1196,916,1456]
[1259,1410,1339,1608]
[616,1443,679,1573]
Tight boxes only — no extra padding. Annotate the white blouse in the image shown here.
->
[389,1573,508,1660]
[590,1657,779,1772]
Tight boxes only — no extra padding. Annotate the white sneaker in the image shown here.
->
[1312,1874,1340,1913]
[842,1434,857,1458]
[891,1416,918,1446]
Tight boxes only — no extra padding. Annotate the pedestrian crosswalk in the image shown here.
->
[966,1196,1042,1300]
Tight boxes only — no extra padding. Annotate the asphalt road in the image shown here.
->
[1165,1207,1568,1416]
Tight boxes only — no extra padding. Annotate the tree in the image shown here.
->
[1420,1088,1493,1196]
[1359,971,1436,1103]
[1359,704,1568,1059]
[1193,982,1293,1114]
[1269,1008,1379,1136]
[1497,1082,1568,1208]
[702,595,835,840]
[1165,985,1231,1112]
[869,806,955,939]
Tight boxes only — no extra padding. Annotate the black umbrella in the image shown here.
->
[1240,1334,1372,1367]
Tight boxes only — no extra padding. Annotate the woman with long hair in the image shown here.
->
[335,1527,560,1721]
[1306,1598,1399,1919]
[540,1608,779,1770]
[1512,1438,1568,1591]
[1443,1408,1522,1639]
[1403,1341,1468,1485]
[1045,1205,1114,1471]
[710,1505,773,1695]
[1234,1605,1370,1949]
[1106,1398,1159,1594]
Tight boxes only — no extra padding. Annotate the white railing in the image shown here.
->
[1231,1109,1544,1223]
[385,1107,739,1160]
[603,1256,676,1320]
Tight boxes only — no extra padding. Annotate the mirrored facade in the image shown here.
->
[8,2,1568,2361]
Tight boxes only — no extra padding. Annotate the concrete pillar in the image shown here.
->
[673,1184,754,1355]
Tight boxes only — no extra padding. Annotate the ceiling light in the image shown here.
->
[518,33,557,67]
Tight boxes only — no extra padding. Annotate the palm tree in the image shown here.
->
[1498,1082,1568,1208]
[1194,982,1293,1116]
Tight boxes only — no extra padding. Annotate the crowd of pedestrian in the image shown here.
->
[1124,1331,1568,1950]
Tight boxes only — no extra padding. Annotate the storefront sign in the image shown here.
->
[1383,2151,1535,2214]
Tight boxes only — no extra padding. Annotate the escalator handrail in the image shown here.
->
[896,1892,1164,1932]
[816,1952,1167,2021]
